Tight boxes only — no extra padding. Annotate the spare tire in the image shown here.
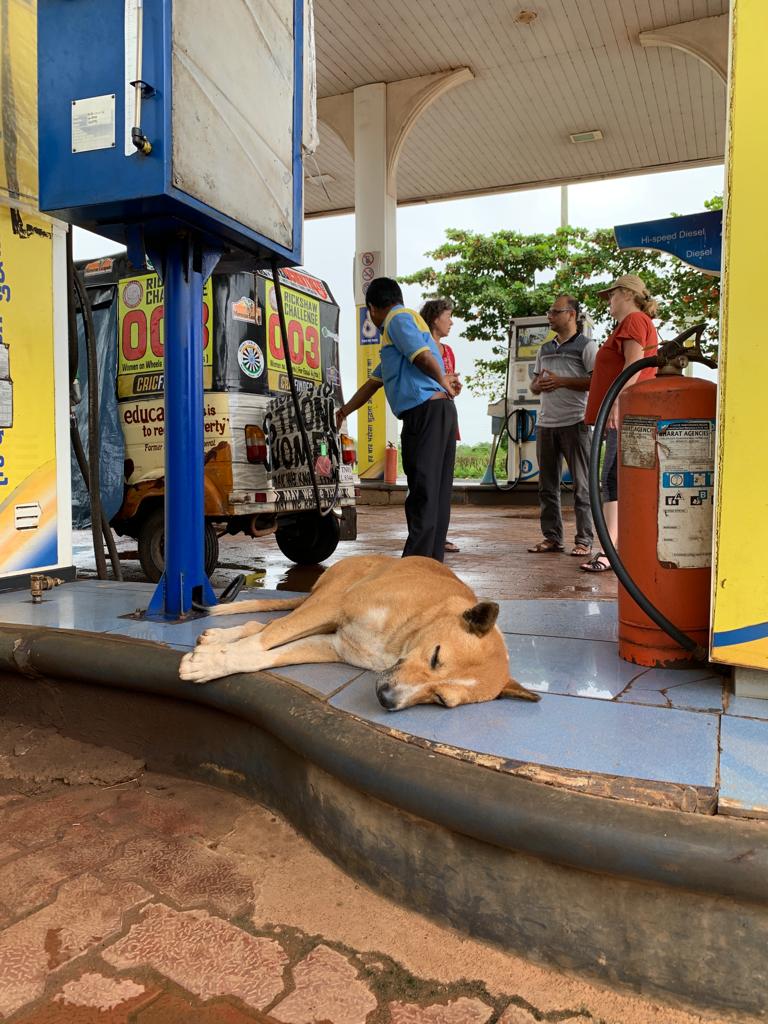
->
[275,511,340,565]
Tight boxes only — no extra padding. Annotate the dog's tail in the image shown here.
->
[205,595,307,617]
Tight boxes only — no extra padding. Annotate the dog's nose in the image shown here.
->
[376,680,398,710]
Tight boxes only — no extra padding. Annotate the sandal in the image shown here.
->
[580,552,613,573]
[528,539,565,553]
[570,544,592,557]
[444,541,461,553]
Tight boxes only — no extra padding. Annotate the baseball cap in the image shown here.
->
[596,274,648,299]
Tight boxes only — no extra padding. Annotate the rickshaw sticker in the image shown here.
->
[121,280,143,308]
[117,273,213,397]
[232,296,259,324]
[238,340,265,379]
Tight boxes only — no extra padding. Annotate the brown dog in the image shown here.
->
[179,555,540,710]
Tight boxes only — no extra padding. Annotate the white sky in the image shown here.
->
[74,161,724,444]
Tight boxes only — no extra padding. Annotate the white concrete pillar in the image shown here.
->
[352,83,398,478]
[353,84,397,276]
[319,69,473,479]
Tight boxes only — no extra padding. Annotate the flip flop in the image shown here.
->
[570,544,592,557]
[444,541,461,553]
[580,552,613,573]
[528,540,565,553]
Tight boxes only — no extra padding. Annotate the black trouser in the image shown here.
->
[536,421,593,549]
[400,396,458,561]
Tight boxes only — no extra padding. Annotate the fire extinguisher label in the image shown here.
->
[656,419,716,568]
[621,415,657,468]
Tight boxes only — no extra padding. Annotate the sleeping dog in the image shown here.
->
[179,554,540,710]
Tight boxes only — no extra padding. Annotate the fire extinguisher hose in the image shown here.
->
[589,353,709,662]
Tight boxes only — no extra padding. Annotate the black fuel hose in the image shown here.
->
[69,412,123,581]
[72,266,109,580]
[490,404,536,491]
[589,326,716,661]
[269,258,339,517]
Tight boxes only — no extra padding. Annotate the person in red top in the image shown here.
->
[581,275,659,573]
[421,298,461,553]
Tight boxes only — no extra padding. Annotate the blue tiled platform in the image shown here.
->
[0,581,760,817]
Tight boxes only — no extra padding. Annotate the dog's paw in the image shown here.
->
[197,628,230,646]
[179,648,225,685]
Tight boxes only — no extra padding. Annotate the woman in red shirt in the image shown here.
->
[421,298,461,553]
[581,275,659,573]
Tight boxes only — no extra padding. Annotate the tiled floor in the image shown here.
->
[1,582,766,817]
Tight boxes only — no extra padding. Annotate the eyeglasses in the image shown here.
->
[547,307,573,315]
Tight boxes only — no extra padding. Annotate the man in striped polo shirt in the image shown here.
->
[527,295,597,557]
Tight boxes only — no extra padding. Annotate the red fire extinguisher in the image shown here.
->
[618,371,717,666]
[384,442,398,485]
[589,326,719,668]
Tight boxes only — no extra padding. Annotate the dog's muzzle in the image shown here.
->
[376,665,403,710]
[376,680,399,710]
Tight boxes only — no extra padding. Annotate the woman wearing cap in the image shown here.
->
[420,297,461,554]
[580,275,659,572]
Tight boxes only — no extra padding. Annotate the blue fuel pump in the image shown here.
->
[37,0,307,619]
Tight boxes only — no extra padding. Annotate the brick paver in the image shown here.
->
[0,730,736,1024]
[389,996,494,1023]
[102,835,254,916]
[0,874,149,1017]
[103,904,287,1010]
[270,944,376,1024]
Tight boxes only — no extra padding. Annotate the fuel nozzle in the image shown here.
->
[30,574,65,604]
[657,322,718,375]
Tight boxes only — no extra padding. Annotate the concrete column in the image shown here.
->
[352,83,398,477]
[354,84,397,277]
[319,69,473,478]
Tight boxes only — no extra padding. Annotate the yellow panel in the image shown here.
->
[0,1,39,209]
[0,206,58,573]
[711,0,768,664]
[356,305,387,479]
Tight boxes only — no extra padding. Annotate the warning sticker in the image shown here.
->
[656,419,715,568]
[621,415,657,469]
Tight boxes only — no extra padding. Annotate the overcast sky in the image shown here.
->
[74,161,724,444]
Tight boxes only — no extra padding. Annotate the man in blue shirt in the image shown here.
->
[336,278,460,560]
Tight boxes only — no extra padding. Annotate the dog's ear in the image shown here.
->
[462,601,499,637]
[497,677,541,702]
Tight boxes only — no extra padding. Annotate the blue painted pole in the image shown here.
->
[146,234,216,619]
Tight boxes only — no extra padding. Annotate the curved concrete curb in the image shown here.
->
[1,624,767,1018]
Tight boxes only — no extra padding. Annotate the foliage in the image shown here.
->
[395,441,506,480]
[400,197,723,398]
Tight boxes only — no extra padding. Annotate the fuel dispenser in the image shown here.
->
[484,316,551,488]
[37,0,313,619]
[486,313,594,488]
[0,1,74,593]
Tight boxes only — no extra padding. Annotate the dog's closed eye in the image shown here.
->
[430,645,441,670]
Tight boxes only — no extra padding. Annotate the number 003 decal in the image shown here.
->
[265,284,322,390]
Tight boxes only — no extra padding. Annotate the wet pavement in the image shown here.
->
[0,724,735,1024]
[73,504,618,603]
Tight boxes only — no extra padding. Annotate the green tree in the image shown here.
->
[401,198,722,397]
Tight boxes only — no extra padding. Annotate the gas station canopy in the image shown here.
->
[309,0,728,216]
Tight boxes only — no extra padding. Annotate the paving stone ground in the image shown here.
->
[0,724,741,1024]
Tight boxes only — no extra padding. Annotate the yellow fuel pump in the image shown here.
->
[0,3,73,589]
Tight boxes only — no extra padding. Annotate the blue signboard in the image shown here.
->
[614,210,722,276]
